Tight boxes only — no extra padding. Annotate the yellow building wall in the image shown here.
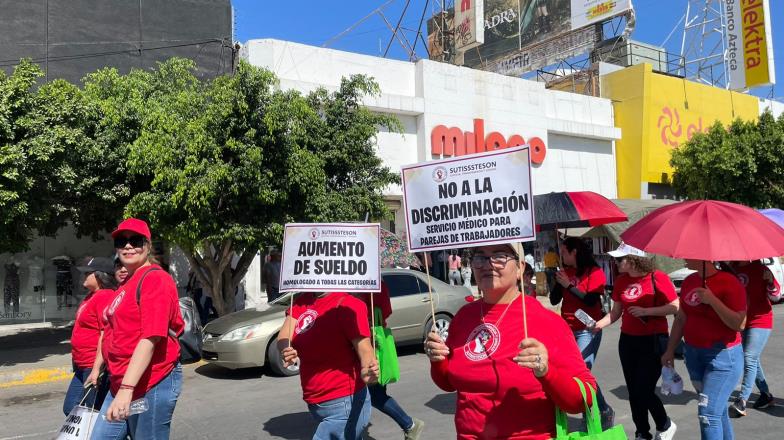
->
[601,64,760,198]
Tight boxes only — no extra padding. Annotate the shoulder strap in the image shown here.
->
[134,267,180,339]
[135,267,163,304]
[650,271,661,307]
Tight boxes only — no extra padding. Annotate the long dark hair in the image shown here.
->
[562,237,599,277]
[95,271,118,290]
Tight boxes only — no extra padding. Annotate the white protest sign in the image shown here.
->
[401,146,535,252]
[279,223,381,293]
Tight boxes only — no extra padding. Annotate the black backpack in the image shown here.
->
[136,268,203,364]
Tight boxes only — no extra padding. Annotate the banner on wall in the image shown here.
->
[401,146,536,252]
[726,0,776,90]
[279,223,381,293]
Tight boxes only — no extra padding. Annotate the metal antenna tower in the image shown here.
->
[323,0,440,62]
[677,0,729,88]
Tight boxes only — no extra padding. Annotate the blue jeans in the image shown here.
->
[91,364,183,440]
[684,343,743,440]
[574,330,610,413]
[740,328,772,401]
[369,384,413,431]
[307,387,371,440]
[63,365,109,415]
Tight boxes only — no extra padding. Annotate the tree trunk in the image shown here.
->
[186,241,259,317]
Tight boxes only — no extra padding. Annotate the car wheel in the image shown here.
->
[424,313,452,343]
[266,335,299,377]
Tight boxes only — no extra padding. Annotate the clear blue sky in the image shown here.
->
[233,0,783,99]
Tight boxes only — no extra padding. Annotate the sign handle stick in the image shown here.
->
[519,259,529,340]
[422,252,437,335]
[288,295,294,347]
[370,292,377,353]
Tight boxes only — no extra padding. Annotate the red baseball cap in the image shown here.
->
[111,218,151,240]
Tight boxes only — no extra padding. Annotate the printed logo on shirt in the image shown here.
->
[622,283,643,301]
[683,288,702,307]
[106,289,126,319]
[737,273,749,287]
[464,323,501,361]
[295,310,319,334]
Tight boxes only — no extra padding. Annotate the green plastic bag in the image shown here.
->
[552,378,628,440]
[372,307,400,385]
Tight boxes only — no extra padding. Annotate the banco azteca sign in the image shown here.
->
[430,118,546,164]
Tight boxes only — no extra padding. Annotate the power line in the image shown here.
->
[0,38,232,68]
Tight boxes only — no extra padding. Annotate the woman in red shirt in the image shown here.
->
[594,243,679,440]
[63,257,118,416]
[278,291,379,439]
[357,284,425,439]
[91,218,184,440]
[549,237,613,426]
[425,243,597,439]
[661,260,746,440]
[728,260,780,416]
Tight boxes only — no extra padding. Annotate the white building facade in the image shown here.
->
[242,39,621,233]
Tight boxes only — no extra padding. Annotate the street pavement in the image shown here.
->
[3,307,784,439]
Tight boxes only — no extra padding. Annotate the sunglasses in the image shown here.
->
[113,235,147,249]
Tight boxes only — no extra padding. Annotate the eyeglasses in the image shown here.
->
[470,253,518,267]
[113,235,147,249]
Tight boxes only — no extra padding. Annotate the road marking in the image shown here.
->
[0,367,71,388]
[0,429,58,440]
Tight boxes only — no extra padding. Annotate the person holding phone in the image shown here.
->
[549,237,613,428]
[594,243,679,440]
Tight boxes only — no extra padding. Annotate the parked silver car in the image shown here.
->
[201,268,472,376]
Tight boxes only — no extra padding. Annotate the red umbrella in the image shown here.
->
[620,200,784,261]
[534,191,627,231]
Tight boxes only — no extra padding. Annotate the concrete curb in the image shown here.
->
[0,366,72,388]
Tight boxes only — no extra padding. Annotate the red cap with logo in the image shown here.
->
[111,218,151,240]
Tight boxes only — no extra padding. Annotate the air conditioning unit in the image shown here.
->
[592,39,667,73]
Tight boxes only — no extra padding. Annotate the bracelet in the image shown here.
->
[119,383,135,390]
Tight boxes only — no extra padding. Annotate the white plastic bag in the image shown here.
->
[54,404,99,440]
[661,366,684,396]
[54,387,99,440]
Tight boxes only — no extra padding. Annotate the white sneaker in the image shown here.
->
[655,421,677,440]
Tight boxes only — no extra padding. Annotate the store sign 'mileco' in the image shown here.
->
[431,118,547,164]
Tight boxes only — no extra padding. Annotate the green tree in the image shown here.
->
[0,60,103,252]
[0,60,41,253]
[670,111,784,207]
[121,59,399,315]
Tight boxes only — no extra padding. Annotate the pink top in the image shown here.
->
[449,255,462,270]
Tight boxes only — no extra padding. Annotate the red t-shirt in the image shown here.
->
[71,289,116,369]
[430,296,597,439]
[359,284,393,326]
[288,292,370,404]
[105,265,184,398]
[559,267,606,331]
[734,262,780,329]
[680,271,746,349]
[99,290,119,370]
[612,271,678,336]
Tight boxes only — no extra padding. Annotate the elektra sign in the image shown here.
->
[431,118,546,164]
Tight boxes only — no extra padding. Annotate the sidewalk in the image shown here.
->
[0,324,74,388]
